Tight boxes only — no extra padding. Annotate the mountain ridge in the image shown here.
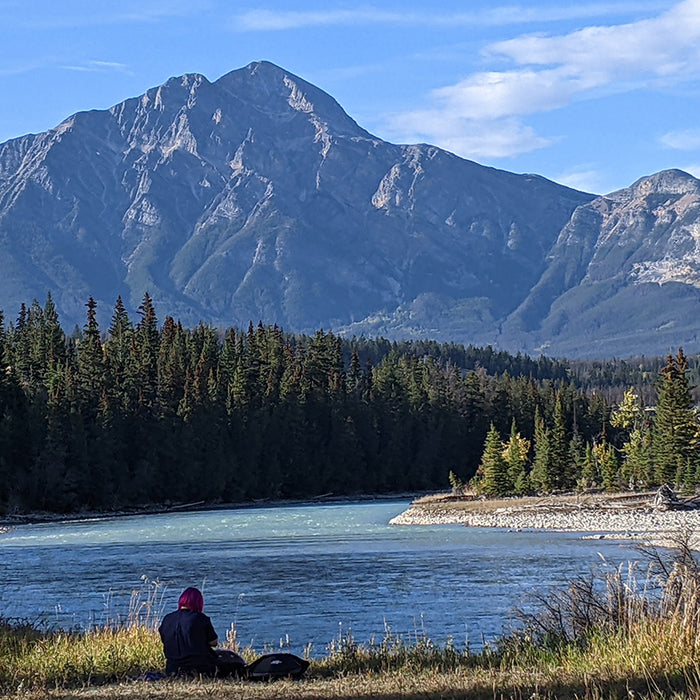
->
[0,61,698,358]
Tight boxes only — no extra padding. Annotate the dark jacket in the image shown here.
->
[158,608,218,675]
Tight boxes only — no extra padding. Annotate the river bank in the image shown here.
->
[389,490,700,546]
[0,492,420,531]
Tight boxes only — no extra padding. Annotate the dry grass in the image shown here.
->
[413,490,659,516]
[5,664,700,700]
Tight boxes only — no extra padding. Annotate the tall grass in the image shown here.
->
[0,577,168,691]
[494,532,700,696]
[5,538,700,698]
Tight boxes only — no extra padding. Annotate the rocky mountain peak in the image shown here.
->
[625,168,700,198]
[214,61,369,139]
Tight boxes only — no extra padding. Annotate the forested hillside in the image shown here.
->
[0,294,697,515]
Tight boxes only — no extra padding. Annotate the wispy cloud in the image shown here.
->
[232,3,669,32]
[660,128,700,150]
[386,0,700,160]
[59,60,131,74]
[0,60,51,77]
[387,112,552,159]
[554,167,607,193]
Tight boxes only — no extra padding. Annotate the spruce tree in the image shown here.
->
[42,292,66,372]
[77,297,105,406]
[550,393,570,489]
[476,423,511,496]
[568,429,586,488]
[104,296,137,412]
[135,292,159,409]
[597,436,620,492]
[530,407,552,493]
[348,348,362,396]
[652,349,699,486]
[578,443,597,489]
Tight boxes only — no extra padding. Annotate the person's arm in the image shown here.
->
[204,615,219,647]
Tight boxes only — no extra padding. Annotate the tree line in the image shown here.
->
[0,293,694,515]
[471,348,700,496]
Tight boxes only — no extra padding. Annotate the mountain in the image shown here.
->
[502,169,700,357]
[0,60,697,358]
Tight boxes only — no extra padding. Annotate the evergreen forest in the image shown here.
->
[0,293,699,515]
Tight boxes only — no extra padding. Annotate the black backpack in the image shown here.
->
[245,653,310,680]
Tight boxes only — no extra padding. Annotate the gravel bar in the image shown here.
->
[389,503,700,537]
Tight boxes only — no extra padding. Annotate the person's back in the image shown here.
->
[158,588,218,676]
[159,607,218,675]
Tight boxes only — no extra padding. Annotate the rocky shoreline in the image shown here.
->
[389,490,700,546]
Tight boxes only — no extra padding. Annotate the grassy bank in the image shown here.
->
[3,622,700,699]
[4,539,700,699]
[409,490,661,516]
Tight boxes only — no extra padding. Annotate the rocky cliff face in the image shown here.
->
[503,169,700,356]
[1,61,699,358]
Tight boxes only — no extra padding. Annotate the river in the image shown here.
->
[0,499,640,655]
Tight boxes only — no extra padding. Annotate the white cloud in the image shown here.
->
[487,1,700,77]
[232,3,670,32]
[554,168,606,193]
[436,0,700,121]
[429,68,597,120]
[661,128,700,150]
[233,9,406,31]
[60,60,130,73]
[386,0,700,160]
[386,112,553,159]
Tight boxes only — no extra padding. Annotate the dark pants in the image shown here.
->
[169,650,246,678]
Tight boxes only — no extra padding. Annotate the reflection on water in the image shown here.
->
[0,500,639,653]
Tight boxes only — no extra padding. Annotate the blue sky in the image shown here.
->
[1,0,699,194]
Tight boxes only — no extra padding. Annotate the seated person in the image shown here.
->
[158,586,244,677]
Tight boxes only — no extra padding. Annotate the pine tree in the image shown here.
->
[135,292,159,409]
[104,296,137,412]
[77,297,105,406]
[578,442,598,489]
[530,407,552,493]
[610,387,644,432]
[550,393,570,489]
[568,429,586,488]
[652,349,700,486]
[597,436,620,492]
[476,423,511,496]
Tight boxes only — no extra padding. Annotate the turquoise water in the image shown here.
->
[0,500,639,654]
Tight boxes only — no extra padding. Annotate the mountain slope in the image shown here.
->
[502,169,700,357]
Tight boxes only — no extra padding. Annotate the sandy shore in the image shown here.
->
[389,492,700,546]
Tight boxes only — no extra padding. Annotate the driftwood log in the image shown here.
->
[652,484,700,511]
